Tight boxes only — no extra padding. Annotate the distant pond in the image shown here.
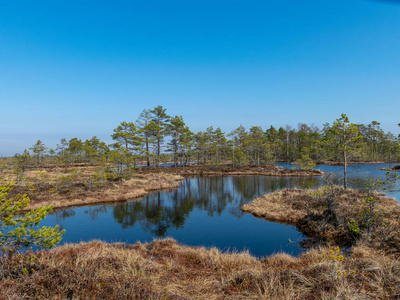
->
[41,163,400,258]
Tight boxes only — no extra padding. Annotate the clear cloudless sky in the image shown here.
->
[1,0,400,155]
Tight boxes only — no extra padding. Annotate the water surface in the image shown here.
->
[41,163,400,257]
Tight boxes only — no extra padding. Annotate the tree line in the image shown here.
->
[10,107,400,171]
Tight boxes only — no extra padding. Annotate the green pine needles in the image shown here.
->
[0,182,65,252]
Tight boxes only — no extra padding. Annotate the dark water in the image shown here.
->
[41,163,400,258]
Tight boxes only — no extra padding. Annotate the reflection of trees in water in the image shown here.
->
[50,168,396,243]
[83,205,108,221]
[194,177,233,217]
[229,176,260,217]
[297,177,320,189]
[113,201,144,230]
[110,176,323,238]
[113,190,195,237]
[50,176,324,238]
[111,177,235,237]
[54,208,76,222]
[52,206,110,223]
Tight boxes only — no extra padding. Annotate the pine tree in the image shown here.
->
[0,183,65,252]
[149,106,170,166]
[136,109,153,166]
[167,116,187,167]
[29,140,47,165]
[111,122,143,167]
[328,114,363,188]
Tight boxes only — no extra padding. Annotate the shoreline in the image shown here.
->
[241,187,400,253]
[3,179,400,298]
[9,159,397,213]
[316,160,398,166]
[4,165,327,211]
[16,173,184,211]
[138,165,327,177]
[381,165,400,171]
[1,235,399,299]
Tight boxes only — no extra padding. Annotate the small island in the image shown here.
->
[1,1,400,297]
[381,165,400,171]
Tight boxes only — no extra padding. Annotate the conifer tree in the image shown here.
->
[112,122,143,167]
[150,106,170,166]
[328,114,363,188]
[0,183,65,251]
[167,116,187,167]
[136,109,153,166]
[249,126,264,165]
[29,140,47,165]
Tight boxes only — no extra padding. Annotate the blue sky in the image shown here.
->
[1,0,400,155]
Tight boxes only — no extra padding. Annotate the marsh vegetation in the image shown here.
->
[1,111,400,299]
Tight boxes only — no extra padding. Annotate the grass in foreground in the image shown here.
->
[2,178,400,299]
[1,239,400,299]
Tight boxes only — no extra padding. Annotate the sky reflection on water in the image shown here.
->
[41,163,400,257]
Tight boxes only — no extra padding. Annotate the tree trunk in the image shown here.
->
[232,145,235,167]
[145,134,150,167]
[286,133,289,159]
[174,131,178,167]
[344,147,348,189]
[157,137,160,167]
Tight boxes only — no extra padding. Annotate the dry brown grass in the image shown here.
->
[3,166,400,298]
[0,164,99,184]
[139,164,326,177]
[1,239,400,299]
[382,165,400,171]
[27,173,183,211]
[2,168,183,210]
[0,164,323,211]
[242,187,400,253]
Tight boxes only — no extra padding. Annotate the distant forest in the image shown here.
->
[9,106,400,169]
